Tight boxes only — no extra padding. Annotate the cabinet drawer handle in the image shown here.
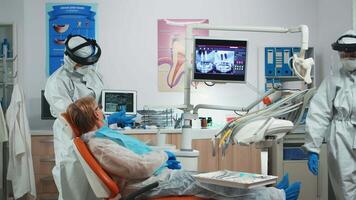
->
[40,158,55,162]
[39,139,53,143]
[40,176,54,182]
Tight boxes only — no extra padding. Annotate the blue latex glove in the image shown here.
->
[308,152,319,176]
[284,182,301,200]
[276,173,289,190]
[166,160,181,170]
[107,110,125,125]
[165,151,176,161]
[107,110,136,126]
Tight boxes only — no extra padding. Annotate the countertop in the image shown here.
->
[30,128,182,136]
[31,127,222,139]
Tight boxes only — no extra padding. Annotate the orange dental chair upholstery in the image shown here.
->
[61,113,207,200]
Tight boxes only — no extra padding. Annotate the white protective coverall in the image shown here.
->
[6,84,36,199]
[45,36,103,200]
[85,134,285,200]
[303,32,356,199]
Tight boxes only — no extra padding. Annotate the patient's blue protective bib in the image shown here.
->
[95,126,152,155]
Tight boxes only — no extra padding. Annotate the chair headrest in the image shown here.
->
[61,112,82,137]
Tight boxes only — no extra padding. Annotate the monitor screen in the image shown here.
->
[41,90,55,120]
[101,90,137,115]
[193,38,247,82]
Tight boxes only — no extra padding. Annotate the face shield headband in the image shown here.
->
[64,35,102,65]
[331,34,356,52]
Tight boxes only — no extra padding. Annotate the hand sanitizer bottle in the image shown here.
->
[1,39,10,58]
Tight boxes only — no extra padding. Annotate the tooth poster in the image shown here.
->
[158,19,209,92]
[46,3,97,75]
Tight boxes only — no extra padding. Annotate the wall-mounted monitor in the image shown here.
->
[193,37,247,83]
[101,90,137,115]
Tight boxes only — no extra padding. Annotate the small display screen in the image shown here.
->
[102,90,136,115]
[194,38,247,82]
[41,90,55,120]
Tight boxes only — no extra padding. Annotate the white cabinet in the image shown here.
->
[270,133,328,200]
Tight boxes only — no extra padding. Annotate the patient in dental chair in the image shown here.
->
[66,96,301,200]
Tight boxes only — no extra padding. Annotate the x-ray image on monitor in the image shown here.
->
[101,90,137,115]
[214,51,235,73]
[196,50,214,73]
[194,38,247,83]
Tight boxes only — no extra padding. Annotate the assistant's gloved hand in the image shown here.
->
[276,173,289,190]
[308,152,319,176]
[165,150,176,161]
[166,160,181,170]
[284,181,301,200]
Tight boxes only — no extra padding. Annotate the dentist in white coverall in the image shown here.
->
[45,35,103,200]
[303,30,356,200]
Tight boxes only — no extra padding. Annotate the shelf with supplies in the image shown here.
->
[0,23,17,110]
[0,82,14,85]
[0,57,16,61]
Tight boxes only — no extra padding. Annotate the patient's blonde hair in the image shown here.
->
[66,96,98,134]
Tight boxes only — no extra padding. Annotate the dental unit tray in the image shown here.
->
[193,170,278,189]
[138,107,176,128]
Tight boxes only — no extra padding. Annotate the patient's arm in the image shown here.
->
[88,137,168,179]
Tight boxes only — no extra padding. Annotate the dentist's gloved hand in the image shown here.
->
[165,150,176,161]
[107,110,136,126]
[166,160,181,170]
[107,110,125,125]
[308,152,319,176]
[118,115,136,127]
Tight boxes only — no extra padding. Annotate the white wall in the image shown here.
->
[16,0,321,130]
[2,0,351,129]
[315,0,353,83]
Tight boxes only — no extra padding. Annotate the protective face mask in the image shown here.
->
[341,59,356,72]
[75,65,92,75]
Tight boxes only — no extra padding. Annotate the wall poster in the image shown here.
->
[158,19,209,92]
[46,3,97,75]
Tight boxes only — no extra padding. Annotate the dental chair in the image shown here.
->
[60,113,207,200]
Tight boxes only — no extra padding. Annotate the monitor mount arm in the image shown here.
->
[179,24,313,151]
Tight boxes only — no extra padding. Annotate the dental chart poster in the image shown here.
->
[46,3,98,75]
[157,19,209,92]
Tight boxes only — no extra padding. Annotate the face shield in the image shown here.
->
[331,30,356,72]
[329,51,343,75]
[64,35,101,74]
